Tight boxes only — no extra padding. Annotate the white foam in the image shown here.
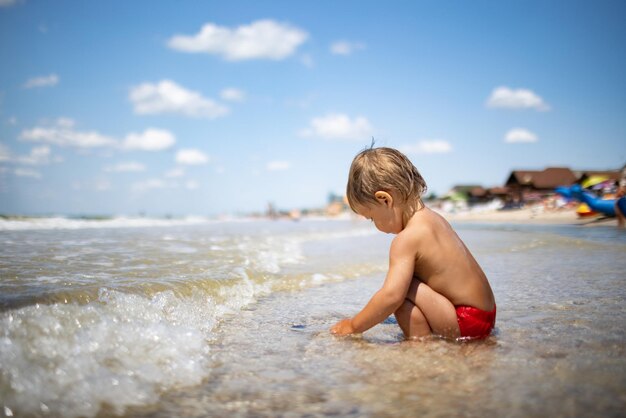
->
[0,218,390,416]
[0,216,213,231]
[215,268,273,317]
[0,290,216,417]
[300,273,345,288]
[0,231,312,417]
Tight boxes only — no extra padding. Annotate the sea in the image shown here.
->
[1,216,625,417]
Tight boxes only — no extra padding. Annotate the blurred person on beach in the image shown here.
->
[331,146,496,340]
[616,167,626,228]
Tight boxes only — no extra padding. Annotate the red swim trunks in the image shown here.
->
[455,304,496,340]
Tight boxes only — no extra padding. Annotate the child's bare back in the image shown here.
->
[405,206,495,313]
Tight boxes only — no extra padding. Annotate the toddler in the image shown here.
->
[331,147,496,340]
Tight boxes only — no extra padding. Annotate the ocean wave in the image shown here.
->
[0,219,389,416]
[1,289,214,417]
[0,263,379,417]
[0,216,215,231]
[0,215,369,232]
[0,264,282,418]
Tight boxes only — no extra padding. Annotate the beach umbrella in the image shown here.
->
[581,175,608,189]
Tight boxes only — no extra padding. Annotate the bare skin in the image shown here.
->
[616,186,625,229]
[617,206,625,228]
[330,190,495,339]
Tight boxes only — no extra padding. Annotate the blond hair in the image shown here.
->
[346,147,427,214]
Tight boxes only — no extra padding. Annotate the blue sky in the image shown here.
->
[1,0,624,216]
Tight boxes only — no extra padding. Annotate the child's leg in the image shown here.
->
[616,199,625,228]
[394,299,431,338]
[403,279,460,339]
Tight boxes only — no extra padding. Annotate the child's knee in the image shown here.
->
[396,298,430,321]
[394,299,430,338]
[394,299,413,318]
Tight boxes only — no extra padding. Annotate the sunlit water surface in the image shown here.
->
[1,218,625,417]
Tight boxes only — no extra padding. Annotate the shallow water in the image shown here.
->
[1,218,625,417]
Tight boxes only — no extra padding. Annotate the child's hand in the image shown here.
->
[330,318,356,335]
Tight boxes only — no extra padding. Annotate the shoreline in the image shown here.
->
[0,208,619,231]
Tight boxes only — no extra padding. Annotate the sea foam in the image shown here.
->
[0,216,212,231]
[0,265,281,418]
[0,219,385,416]
[1,290,212,417]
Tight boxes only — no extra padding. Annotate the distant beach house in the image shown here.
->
[574,169,623,186]
[439,165,625,210]
[505,167,578,203]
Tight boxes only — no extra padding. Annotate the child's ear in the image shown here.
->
[374,191,393,207]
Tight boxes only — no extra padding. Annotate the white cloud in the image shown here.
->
[17,145,53,165]
[266,160,291,171]
[400,140,453,155]
[19,119,179,155]
[56,117,74,128]
[504,128,538,143]
[14,168,41,179]
[299,113,374,140]
[0,0,17,7]
[104,161,146,172]
[129,80,229,119]
[220,88,246,102]
[20,118,117,148]
[123,128,175,151]
[330,40,366,56]
[7,117,17,125]
[165,167,185,178]
[23,74,59,89]
[167,19,308,61]
[0,144,60,165]
[175,149,209,165]
[486,86,549,111]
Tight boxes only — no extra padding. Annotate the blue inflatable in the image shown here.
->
[619,196,626,216]
[555,184,623,217]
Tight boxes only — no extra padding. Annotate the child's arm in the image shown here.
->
[331,236,416,335]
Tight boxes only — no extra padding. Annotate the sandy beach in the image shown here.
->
[441,206,617,227]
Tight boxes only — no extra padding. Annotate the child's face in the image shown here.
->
[355,192,404,234]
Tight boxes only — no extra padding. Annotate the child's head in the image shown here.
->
[346,146,427,216]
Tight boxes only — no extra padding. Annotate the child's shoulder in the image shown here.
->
[394,208,444,247]
[404,207,440,236]
[391,211,433,254]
